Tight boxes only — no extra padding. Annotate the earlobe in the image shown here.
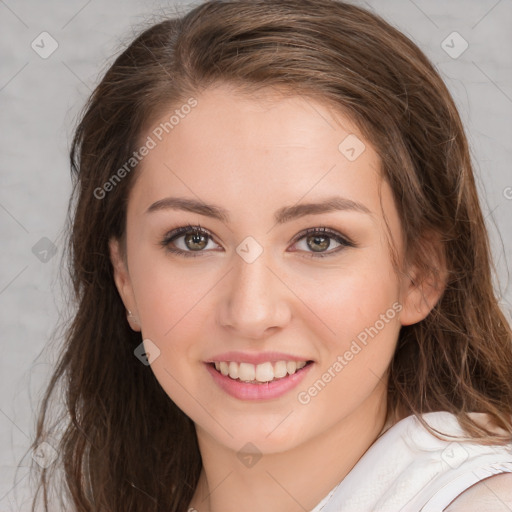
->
[109,237,141,332]
[399,270,445,326]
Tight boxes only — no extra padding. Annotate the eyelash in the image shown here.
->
[160,224,355,259]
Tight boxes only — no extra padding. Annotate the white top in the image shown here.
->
[310,411,512,512]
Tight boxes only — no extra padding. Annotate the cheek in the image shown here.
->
[129,246,212,339]
[294,282,401,422]
[292,260,401,343]
[309,282,401,385]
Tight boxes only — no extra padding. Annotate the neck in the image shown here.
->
[188,380,389,512]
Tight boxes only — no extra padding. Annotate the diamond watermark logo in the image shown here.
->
[31,31,59,59]
[237,442,262,468]
[32,237,57,263]
[338,134,366,161]
[441,442,469,469]
[441,32,469,59]
[32,441,58,468]
[134,339,161,365]
[236,236,263,264]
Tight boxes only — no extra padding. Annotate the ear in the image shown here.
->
[109,237,141,332]
[399,230,448,326]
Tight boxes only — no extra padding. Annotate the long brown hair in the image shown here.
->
[28,0,512,510]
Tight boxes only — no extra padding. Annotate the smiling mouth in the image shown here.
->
[208,360,314,384]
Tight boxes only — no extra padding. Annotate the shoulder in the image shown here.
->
[444,472,512,511]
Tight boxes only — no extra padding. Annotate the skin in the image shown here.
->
[110,83,446,512]
[445,473,512,511]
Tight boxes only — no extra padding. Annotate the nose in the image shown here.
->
[217,249,292,340]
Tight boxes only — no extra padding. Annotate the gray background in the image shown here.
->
[0,0,511,509]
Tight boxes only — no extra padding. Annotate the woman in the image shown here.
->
[30,1,512,510]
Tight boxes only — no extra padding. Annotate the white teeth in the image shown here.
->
[228,361,238,380]
[238,362,255,381]
[274,360,288,378]
[255,362,274,382]
[286,361,297,375]
[219,361,229,376]
[212,360,310,382]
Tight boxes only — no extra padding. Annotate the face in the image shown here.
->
[110,83,436,454]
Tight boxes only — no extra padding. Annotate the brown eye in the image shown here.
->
[306,234,331,252]
[184,231,209,251]
[161,225,219,257]
[291,227,355,258]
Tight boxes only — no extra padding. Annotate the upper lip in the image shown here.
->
[205,351,313,365]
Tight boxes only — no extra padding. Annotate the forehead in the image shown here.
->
[128,84,396,231]
[159,84,367,155]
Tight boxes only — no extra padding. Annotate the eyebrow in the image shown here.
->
[145,195,373,224]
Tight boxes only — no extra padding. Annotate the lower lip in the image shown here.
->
[205,362,314,401]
